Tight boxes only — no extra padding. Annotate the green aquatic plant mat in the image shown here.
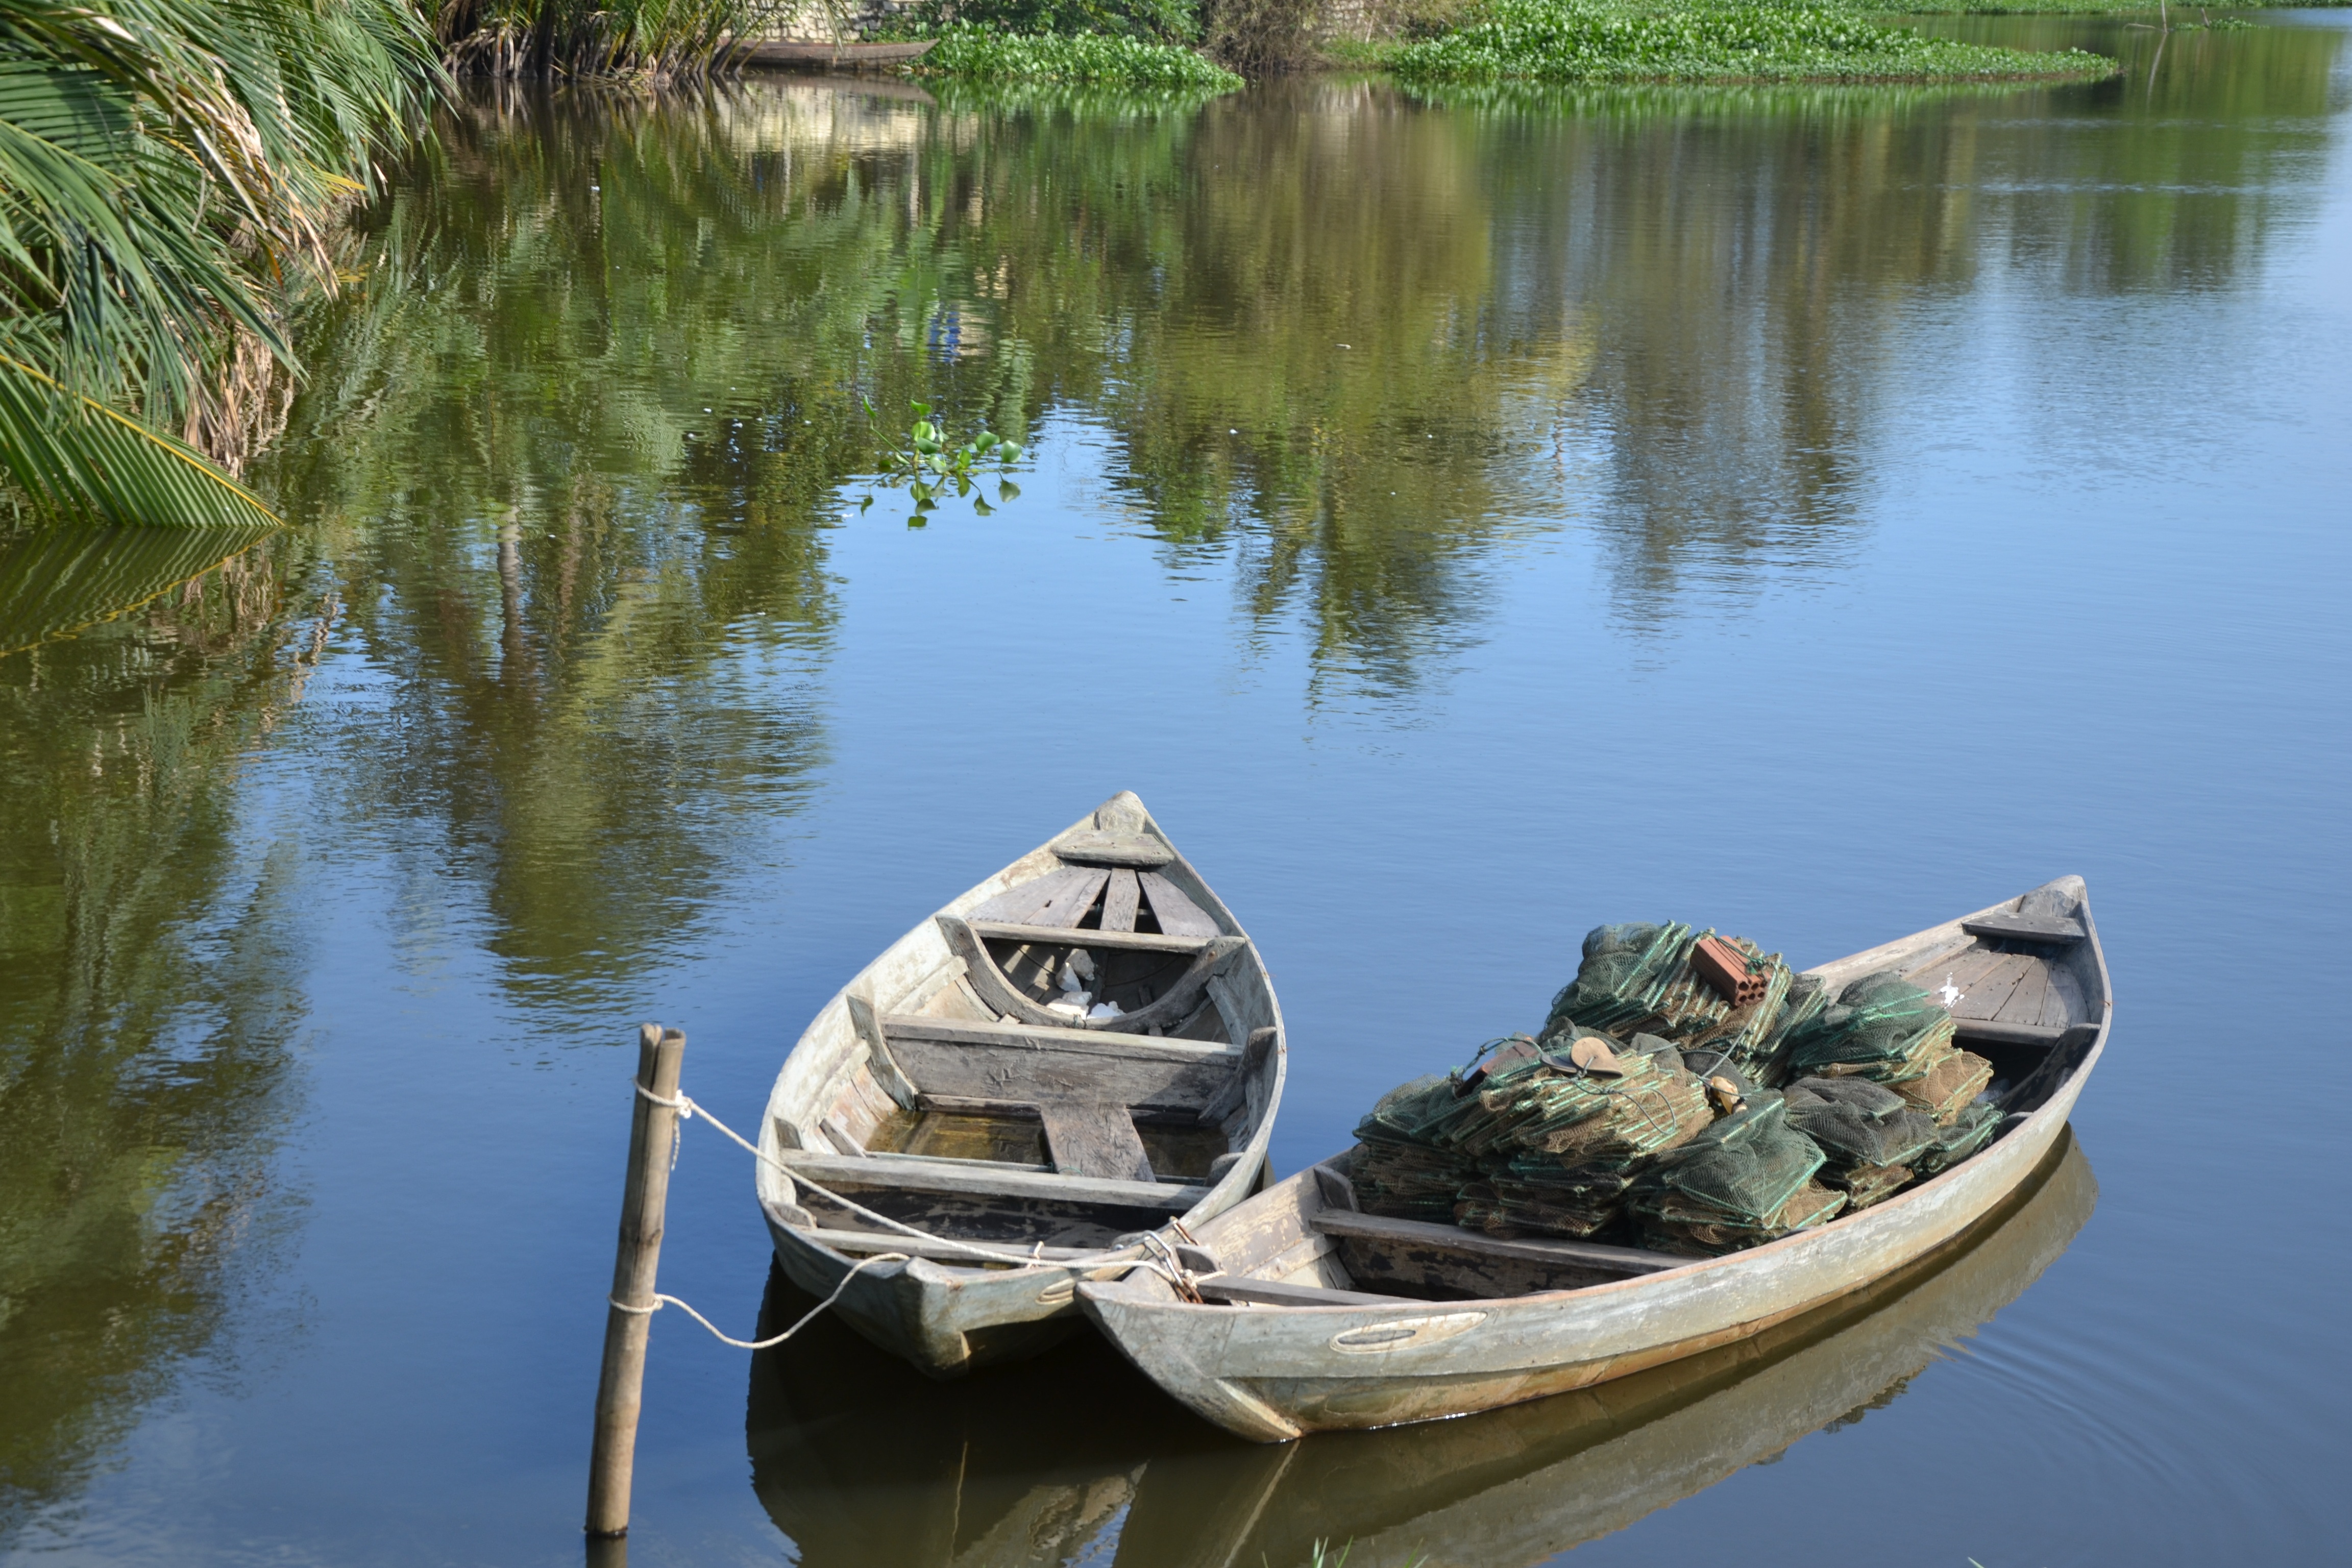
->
[913,27,1244,88]
[1385,0,2119,84]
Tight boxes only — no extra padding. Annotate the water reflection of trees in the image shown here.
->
[0,535,318,1537]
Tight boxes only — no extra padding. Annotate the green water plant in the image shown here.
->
[914,24,1245,87]
[861,399,1025,524]
[1385,0,2118,81]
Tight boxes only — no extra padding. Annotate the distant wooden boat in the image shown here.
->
[738,38,937,69]
[755,791,1286,1376]
[1080,876,2107,1439]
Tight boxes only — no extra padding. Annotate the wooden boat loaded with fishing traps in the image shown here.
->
[1079,876,2108,1440]
[755,792,1285,1376]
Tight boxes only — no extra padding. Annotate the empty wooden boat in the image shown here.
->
[755,791,1285,1376]
[1080,876,2105,1440]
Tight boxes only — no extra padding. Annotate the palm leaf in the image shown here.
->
[0,352,280,527]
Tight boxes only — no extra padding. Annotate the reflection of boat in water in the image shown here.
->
[746,1132,2096,1566]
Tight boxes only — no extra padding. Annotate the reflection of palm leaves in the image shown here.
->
[0,518,276,653]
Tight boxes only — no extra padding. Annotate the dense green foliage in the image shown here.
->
[911,0,1199,41]
[423,0,755,78]
[0,0,440,526]
[918,25,1242,86]
[1386,0,2117,81]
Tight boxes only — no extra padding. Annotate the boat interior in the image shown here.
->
[767,805,1282,1257]
[1165,880,2103,1311]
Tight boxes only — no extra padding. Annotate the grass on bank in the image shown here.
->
[913,25,1244,87]
[1382,0,2120,82]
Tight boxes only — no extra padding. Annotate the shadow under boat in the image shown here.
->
[746,1130,2096,1567]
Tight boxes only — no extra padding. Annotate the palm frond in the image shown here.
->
[0,352,279,527]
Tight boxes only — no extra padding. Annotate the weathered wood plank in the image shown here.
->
[1953,1017,2073,1048]
[1099,868,1142,933]
[1195,1027,1279,1129]
[881,1014,1242,1112]
[1031,867,1111,929]
[969,867,1091,925]
[794,1226,1100,1264]
[1139,870,1221,938]
[782,1149,1207,1212]
[1311,1209,1686,1277]
[1037,1101,1155,1182]
[2041,964,2084,1030]
[970,920,1209,955]
[1051,831,1176,869]
[1195,1274,1396,1308]
[1962,911,2085,945]
[1996,959,2052,1028]
[1949,953,2031,1020]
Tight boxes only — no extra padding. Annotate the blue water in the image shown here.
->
[3,15,2348,1566]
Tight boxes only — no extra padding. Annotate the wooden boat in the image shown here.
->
[1080,876,2106,1440]
[754,791,1286,1377]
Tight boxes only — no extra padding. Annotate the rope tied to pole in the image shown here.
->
[615,1073,1200,1355]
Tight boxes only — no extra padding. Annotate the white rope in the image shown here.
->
[608,1251,911,1350]
[636,1079,1190,1281]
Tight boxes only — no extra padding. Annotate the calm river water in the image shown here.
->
[3,15,2347,1565]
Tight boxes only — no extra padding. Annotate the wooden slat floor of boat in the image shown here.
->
[784,1149,1210,1212]
[2042,965,2085,1028]
[1033,867,1111,927]
[1101,868,1141,932]
[1138,871,1220,938]
[1036,1101,1154,1182]
[1998,959,2052,1028]
[1950,953,2033,1020]
[970,866,1093,925]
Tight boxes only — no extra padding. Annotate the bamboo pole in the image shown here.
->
[586,1024,687,1539]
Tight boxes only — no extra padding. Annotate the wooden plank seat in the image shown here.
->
[873,1014,1254,1182]
[1308,1213,1693,1279]
[781,1149,1209,1213]
[878,1015,1242,1113]
[1961,911,2086,945]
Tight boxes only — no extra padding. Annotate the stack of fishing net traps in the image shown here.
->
[1349,921,2008,1258]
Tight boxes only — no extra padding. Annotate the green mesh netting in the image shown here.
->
[1781,1075,1939,1211]
[1346,923,2017,1257]
[1628,1091,1848,1256]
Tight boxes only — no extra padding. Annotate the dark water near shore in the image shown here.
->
[3,15,2347,1565]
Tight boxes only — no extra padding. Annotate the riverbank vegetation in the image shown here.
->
[0,0,440,528]
[425,0,757,79]
[1382,0,2118,83]
[914,24,1244,86]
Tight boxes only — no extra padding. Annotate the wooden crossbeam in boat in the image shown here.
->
[794,1226,1101,1265]
[783,1150,1208,1213]
[968,921,1215,955]
[881,1013,1242,1115]
[1195,1273,1397,1308]
[1311,1209,1688,1277]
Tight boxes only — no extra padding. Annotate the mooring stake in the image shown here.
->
[586,1023,686,1540]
